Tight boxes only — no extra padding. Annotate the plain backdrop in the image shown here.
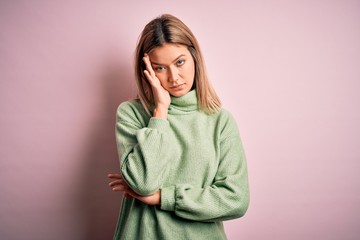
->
[1,0,359,239]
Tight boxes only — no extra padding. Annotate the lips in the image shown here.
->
[170,83,185,89]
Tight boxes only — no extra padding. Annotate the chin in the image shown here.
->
[170,89,189,97]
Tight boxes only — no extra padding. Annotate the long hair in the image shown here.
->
[134,14,221,115]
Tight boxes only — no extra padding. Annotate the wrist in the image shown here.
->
[153,106,168,119]
[155,190,161,205]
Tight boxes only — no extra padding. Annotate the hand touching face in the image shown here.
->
[143,53,171,113]
[147,43,195,97]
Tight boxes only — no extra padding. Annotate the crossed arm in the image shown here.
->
[108,173,160,205]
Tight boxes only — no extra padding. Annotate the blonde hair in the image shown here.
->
[134,14,221,115]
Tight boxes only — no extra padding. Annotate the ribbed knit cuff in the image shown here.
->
[160,185,176,211]
[148,117,169,132]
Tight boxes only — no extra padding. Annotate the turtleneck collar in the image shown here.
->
[169,89,198,114]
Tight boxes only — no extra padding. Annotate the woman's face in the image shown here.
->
[148,43,195,97]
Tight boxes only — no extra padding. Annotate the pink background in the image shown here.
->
[1,1,360,239]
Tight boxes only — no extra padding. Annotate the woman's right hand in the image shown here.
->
[143,53,170,119]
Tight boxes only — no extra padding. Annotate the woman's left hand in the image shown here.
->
[108,173,161,206]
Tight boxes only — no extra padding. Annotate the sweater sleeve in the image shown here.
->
[160,112,250,222]
[115,102,174,196]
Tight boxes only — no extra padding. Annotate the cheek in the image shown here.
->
[156,73,168,85]
[185,64,195,79]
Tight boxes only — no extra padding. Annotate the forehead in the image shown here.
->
[149,43,190,64]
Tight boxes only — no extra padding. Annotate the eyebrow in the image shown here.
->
[151,54,186,66]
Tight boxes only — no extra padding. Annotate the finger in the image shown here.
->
[142,54,156,77]
[112,185,130,192]
[143,70,155,85]
[107,173,122,179]
[108,179,126,187]
[125,188,141,198]
[124,193,133,198]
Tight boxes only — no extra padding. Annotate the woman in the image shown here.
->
[108,14,249,240]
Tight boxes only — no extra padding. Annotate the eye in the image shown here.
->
[154,66,166,72]
[176,59,185,66]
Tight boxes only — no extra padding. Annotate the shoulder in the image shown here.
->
[217,108,234,120]
[116,99,149,123]
[215,108,240,139]
[212,108,237,125]
[117,99,143,113]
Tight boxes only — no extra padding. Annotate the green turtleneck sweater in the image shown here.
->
[114,90,249,240]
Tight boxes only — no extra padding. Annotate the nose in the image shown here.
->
[168,66,179,83]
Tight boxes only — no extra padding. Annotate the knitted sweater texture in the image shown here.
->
[114,89,249,240]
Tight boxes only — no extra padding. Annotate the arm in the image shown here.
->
[160,113,250,222]
[116,53,172,196]
[108,173,161,205]
[116,104,174,196]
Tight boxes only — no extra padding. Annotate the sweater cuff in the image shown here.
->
[148,117,169,132]
[160,185,176,211]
